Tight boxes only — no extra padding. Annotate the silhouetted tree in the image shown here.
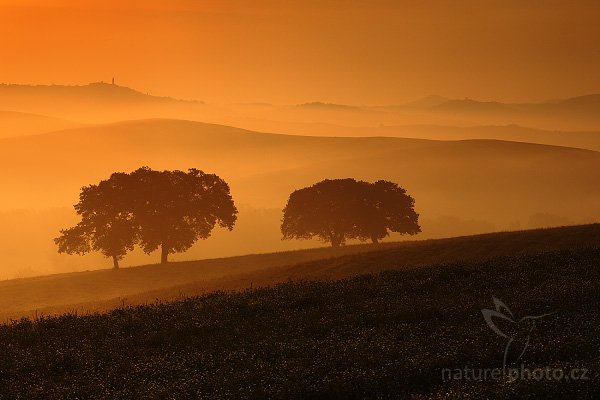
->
[55,172,137,269]
[281,179,363,247]
[281,178,420,247]
[56,168,238,267]
[130,167,238,264]
[355,180,421,243]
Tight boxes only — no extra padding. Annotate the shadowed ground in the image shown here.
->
[0,232,598,398]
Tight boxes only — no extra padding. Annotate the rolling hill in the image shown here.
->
[0,225,598,398]
[1,118,598,213]
[0,118,599,278]
[0,83,208,123]
[226,93,600,132]
[369,124,600,151]
[1,224,598,321]
[0,110,81,138]
[3,83,600,131]
[423,94,600,130]
[431,98,513,114]
[209,118,600,151]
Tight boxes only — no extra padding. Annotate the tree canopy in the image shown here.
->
[130,167,238,264]
[55,172,137,269]
[55,167,237,268]
[281,178,420,247]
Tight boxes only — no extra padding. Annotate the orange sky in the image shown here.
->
[1,0,599,104]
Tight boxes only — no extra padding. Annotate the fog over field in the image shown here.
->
[0,93,599,278]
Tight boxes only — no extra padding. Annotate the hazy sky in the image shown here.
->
[1,0,599,104]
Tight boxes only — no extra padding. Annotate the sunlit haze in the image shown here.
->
[1,0,599,104]
[0,2,600,396]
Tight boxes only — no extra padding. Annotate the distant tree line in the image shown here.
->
[56,170,420,268]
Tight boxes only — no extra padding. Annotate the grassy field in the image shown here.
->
[0,241,598,398]
[1,224,599,321]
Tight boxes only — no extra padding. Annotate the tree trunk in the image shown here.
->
[161,244,169,264]
[112,256,120,269]
[330,233,342,247]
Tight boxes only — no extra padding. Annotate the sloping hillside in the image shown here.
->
[0,110,81,138]
[0,83,206,122]
[219,119,600,152]
[326,124,600,152]
[1,224,598,321]
[1,118,598,214]
[0,232,598,398]
[0,119,599,278]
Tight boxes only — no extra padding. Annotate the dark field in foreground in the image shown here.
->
[2,224,599,321]
[1,246,599,399]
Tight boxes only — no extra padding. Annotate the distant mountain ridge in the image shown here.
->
[0,82,207,123]
[558,93,600,106]
[293,93,600,110]
[1,81,600,129]
[387,93,600,130]
[430,98,512,113]
[296,102,360,110]
[1,82,597,110]
[402,95,449,108]
[0,82,200,104]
